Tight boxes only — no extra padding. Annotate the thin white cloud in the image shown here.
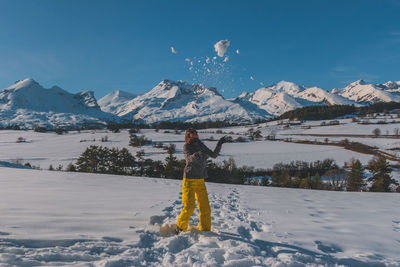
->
[389,31,400,36]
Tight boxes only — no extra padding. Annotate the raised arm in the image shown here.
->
[199,140,222,159]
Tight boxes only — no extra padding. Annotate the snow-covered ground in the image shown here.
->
[0,128,377,170]
[1,167,399,266]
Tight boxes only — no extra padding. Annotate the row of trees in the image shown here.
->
[279,105,357,121]
[106,120,248,133]
[279,102,400,121]
[267,157,398,192]
[68,145,399,192]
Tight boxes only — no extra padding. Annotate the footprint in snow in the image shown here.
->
[314,240,343,254]
[237,226,252,240]
[149,215,166,225]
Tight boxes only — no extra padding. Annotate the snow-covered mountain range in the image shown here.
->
[234,81,355,116]
[1,78,400,128]
[104,79,270,123]
[332,79,400,103]
[0,78,120,129]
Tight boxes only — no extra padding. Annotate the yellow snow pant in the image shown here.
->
[176,178,211,231]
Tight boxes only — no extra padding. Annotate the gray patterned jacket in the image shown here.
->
[183,140,221,179]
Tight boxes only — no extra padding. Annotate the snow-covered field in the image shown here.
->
[1,167,399,266]
[1,120,400,266]
[0,127,379,171]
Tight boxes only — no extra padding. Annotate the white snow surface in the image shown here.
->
[1,168,399,266]
[0,78,119,128]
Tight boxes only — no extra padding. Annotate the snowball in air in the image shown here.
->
[250,76,255,80]
[214,40,230,57]
[185,58,191,62]
[223,56,229,62]
[236,49,239,54]
[171,47,177,54]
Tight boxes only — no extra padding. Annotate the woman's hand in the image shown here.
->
[217,136,228,146]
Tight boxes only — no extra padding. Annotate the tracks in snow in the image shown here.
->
[0,187,392,266]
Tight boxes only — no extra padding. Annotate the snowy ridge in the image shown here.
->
[334,80,400,103]
[114,79,270,123]
[235,82,331,116]
[98,90,137,114]
[2,78,400,128]
[299,86,356,105]
[0,78,120,129]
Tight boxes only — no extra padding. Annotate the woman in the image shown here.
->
[176,128,227,233]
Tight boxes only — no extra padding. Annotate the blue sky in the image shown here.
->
[1,0,399,98]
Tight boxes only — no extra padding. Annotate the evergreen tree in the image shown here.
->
[300,173,312,189]
[164,144,181,179]
[109,148,135,174]
[292,172,301,188]
[136,150,145,176]
[367,157,396,192]
[280,171,292,187]
[312,172,323,189]
[76,146,102,173]
[271,172,280,187]
[75,145,135,175]
[346,159,365,191]
[66,163,76,172]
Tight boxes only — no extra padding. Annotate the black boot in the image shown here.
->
[175,226,183,235]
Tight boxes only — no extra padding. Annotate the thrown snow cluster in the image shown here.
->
[1,78,400,128]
